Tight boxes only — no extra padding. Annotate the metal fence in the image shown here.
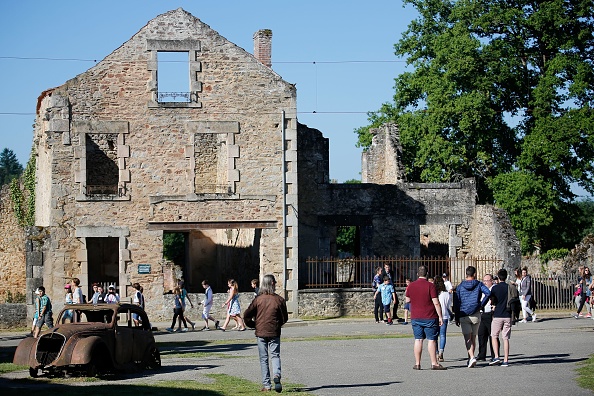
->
[304,256,578,311]
[305,256,503,288]
[531,274,577,310]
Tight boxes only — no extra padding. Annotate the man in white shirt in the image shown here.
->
[477,274,499,361]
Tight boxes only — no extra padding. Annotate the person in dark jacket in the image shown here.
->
[453,266,491,368]
[244,274,289,393]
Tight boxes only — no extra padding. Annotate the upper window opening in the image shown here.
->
[157,51,190,103]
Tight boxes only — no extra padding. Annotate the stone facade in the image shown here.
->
[8,9,521,326]
[30,8,299,320]
[0,303,27,329]
[298,288,405,317]
[0,184,26,303]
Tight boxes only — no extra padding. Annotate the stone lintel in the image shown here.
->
[187,121,239,134]
[72,120,129,134]
[75,226,130,238]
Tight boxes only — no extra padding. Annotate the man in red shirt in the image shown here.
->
[405,265,446,370]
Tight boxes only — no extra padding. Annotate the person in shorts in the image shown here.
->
[405,265,446,370]
[453,265,491,368]
[198,280,219,330]
[488,268,513,366]
[33,286,53,338]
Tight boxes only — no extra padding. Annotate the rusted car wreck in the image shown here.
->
[13,303,160,377]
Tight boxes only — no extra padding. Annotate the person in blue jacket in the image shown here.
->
[453,266,491,368]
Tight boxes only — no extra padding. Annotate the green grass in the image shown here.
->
[576,354,594,391]
[3,374,311,395]
[0,363,28,374]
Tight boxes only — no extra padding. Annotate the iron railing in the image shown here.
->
[158,91,191,102]
[305,256,578,311]
[305,256,503,288]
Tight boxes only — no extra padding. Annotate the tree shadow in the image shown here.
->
[299,380,401,392]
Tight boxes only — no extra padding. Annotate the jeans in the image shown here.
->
[438,320,448,351]
[257,336,281,389]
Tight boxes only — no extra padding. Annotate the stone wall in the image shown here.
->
[466,205,521,271]
[298,288,405,317]
[30,8,299,319]
[0,184,26,304]
[0,303,27,328]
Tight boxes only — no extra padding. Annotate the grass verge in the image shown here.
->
[2,374,312,395]
[576,354,594,391]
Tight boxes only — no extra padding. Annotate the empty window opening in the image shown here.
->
[336,225,360,258]
[87,237,119,297]
[86,134,118,195]
[157,51,189,102]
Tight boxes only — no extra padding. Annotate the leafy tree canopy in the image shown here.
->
[0,148,23,185]
[356,0,594,253]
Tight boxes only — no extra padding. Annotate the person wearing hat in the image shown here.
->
[29,288,41,336]
[105,285,120,304]
[62,284,74,323]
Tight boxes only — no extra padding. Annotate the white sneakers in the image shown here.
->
[468,357,477,368]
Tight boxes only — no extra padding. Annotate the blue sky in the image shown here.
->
[0,0,418,183]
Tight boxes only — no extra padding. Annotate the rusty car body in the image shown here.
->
[13,303,160,377]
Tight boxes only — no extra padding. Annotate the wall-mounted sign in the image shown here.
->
[138,264,151,274]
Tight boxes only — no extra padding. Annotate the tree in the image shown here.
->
[356,0,594,253]
[0,148,23,185]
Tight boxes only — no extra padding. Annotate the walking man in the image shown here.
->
[489,268,513,366]
[405,265,446,370]
[453,265,491,368]
[244,274,289,392]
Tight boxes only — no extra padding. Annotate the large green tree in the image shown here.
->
[357,0,594,253]
[0,148,23,185]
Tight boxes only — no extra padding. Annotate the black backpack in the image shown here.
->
[506,283,521,324]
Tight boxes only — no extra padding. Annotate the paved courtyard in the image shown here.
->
[1,312,592,395]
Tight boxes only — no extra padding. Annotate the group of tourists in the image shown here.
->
[376,264,537,370]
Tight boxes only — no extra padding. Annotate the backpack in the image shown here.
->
[506,283,521,324]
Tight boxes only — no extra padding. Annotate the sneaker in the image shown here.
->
[387,321,393,325]
[165,327,173,332]
[438,353,444,362]
[191,322,195,331]
[501,361,509,367]
[489,357,502,366]
[532,314,537,322]
[215,320,220,329]
[586,313,592,318]
[572,313,580,319]
[182,328,189,332]
[468,357,477,368]
[401,321,408,325]
[273,375,282,393]
[579,313,585,317]
[519,319,528,323]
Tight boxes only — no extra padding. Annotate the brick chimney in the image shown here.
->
[253,29,272,68]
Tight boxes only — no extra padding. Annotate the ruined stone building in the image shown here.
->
[8,8,519,319]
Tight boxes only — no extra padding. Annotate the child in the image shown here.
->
[33,286,53,338]
[132,282,144,326]
[62,284,73,323]
[375,275,395,325]
[219,279,246,331]
[167,287,188,332]
[403,278,412,325]
[29,288,41,336]
[198,280,219,330]
[251,278,260,297]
